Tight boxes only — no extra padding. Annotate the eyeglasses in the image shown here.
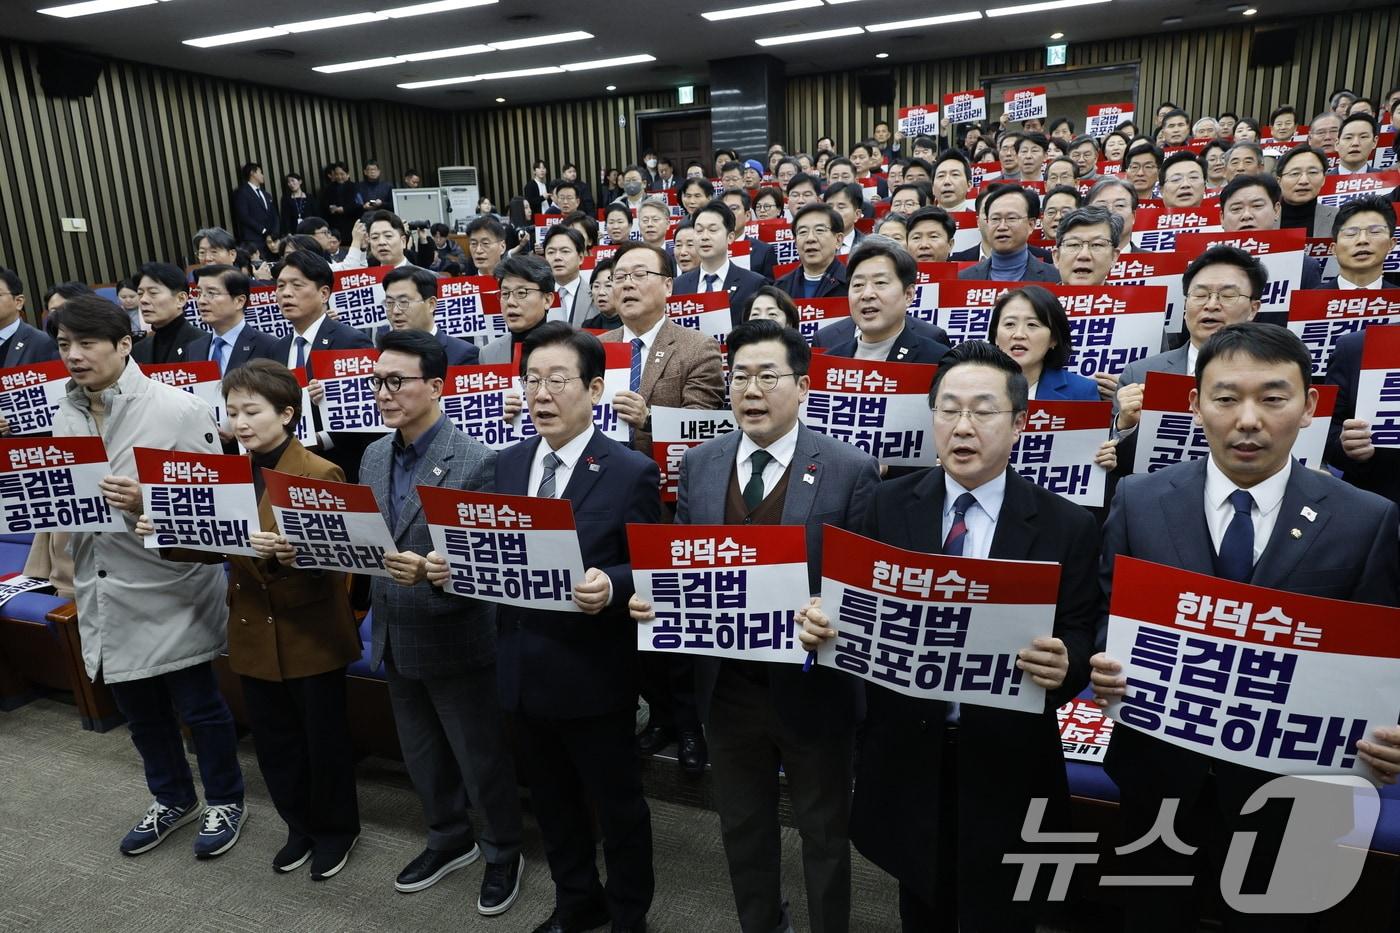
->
[1185,286,1253,304]
[611,269,670,284]
[198,288,229,299]
[1164,173,1203,185]
[1058,238,1116,255]
[523,374,583,395]
[934,408,1016,425]
[381,297,424,311]
[986,214,1027,227]
[500,286,545,301]
[729,371,796,391]
[793,225,834,240]
[1280,168,1325,180]
[1337,224,1391,240]
[369,374,427,393]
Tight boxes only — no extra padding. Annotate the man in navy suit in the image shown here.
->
[720,189,777,281]
[1091,323,1400,932]
[233,162,278,254]
[380,266,479,366]
[191,265,280,374]
[269,250,374,481]
[430,322,659,933]
[800,340,1100,933]
[672,200,768,327]
[957,186,1061,283]
[823,239,950,364]
[1325,323,1400,507]
[1217,174,1325,293]
[1318,194,1400,289]
[631,319,880,933]
[775,204,850,301]
[0,266,59,368]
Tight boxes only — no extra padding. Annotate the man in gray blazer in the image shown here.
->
[361,329,525,917]
[479,254,555,365]
[1112,246,1265,475]
[631,320,880,933]
[1091,323,1400,931]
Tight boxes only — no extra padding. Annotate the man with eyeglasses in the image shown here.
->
[1306,112,1342,153]
[1159,151,1207,209]
[360,328,526,915]
[798,340,1099,933]
[602,240,725,775]
[1276,146,1336,237]
[1067,136,1102,181]
[1332,113,1379,175]
[1320,195,1400,289]
[381,266,479,366]
[784,173,821,222]
[464,216,510,278]
[1223,141,1266,182]
[0,266,59,437]
[479,255,556,366]
[776,204,850,300]
[427,321,660,933]
[629,319,880,933]
[1217,173,1325,291]
[192,227,240,268]
[1111,246,1266,475]
[1086,178,1141,254]
[958,186,1061,283]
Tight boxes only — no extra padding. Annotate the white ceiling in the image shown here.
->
[2,0,1384,109]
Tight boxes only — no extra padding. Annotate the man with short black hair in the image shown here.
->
[131,262,210,365]
[192,263,278,376]
[465,215,510,278]
[542,225,594,326]
[480,255,556,365]
[784,173,821,220]
[0,266,59,369]
[823,183,867,255]
[1015,134,1049,182]
[1322,195,1400,289]
[674,200,768,326]
[344,210,433,270]
[1159,150,1207,208]
[931,151,973,211]
[234,162,278,253]
[355,160,392,214]
[381,265,480,365]
[848,140,888,199]
[1158,109,1191,146]
[997,132,1025,181]
[1270,105,1299,142]
[1218,174,1324,290]
[1334,113,1379,174]
[828,239,950,363]
[776,204,848,300]
[1067,135,1101,180]
[546,180,582,216]
[958,186,1060,282]
[721,188,778,281]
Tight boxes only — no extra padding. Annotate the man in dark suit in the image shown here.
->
[1318,194,1400,289]
[1217,173,1326,292]
[775,204,850,301]
[720,189,777,281]
[957,185,1061,283]
[269,251,374,482]
[362,329,524,915]
[191,265,280,374]
[233,162,278,254]
[0,266,59,368]
[560,164,596,214]
[1325,323,1400,507]
[631,319,880,933]
[432,322,659,933]
[823,183,868,256]
[380,266,479,366]
[800,340,1100,932]
[1091,323,1400,931]
[823,239,950,363]
[130,261,210,365]
[522,160,551,216]
[672,200,768,327]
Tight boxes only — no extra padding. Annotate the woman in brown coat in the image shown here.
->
[139,359,363,879]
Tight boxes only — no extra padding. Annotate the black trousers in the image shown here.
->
[638,652,700,734]
[513,708,654,927]
[239,668,360,851]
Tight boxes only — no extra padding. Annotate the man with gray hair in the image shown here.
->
[1307,111,1342,152]
[1066,135,1101,180]
[193,227,239,267]
[1224,141,1266,181]
[1052,206,1122,287]
[1085,177,1140,253]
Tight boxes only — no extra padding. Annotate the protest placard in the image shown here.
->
[134,447,261,557]
[1086,102,1135,137]
[0,360,70,436]
[943,89,987,125]
[1009,400,1112,506]
[801,354,939,466]
[1003,86,1048,122]
[264,468,395,577]
[310,349,388,434]
[1286,289,1400,377]
[1354,323,1400,448]
[649,407,737,503]
[0,436,125,534]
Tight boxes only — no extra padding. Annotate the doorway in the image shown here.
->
[637,107,713,174]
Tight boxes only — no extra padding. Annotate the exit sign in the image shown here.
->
[1046,43,1067,66]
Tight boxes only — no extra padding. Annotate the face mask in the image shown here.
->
[645,159,658,170]
[624,180,645,197]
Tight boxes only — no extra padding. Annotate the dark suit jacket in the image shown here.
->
[957,254,1062,282]
[951,244,1053,262]
[233,184,278,245]
[812,313,950,351]
[825,325,950,364]
[520,178,549,216]
[1035,366,1100,401]
[130,317,210,365]
[0,321,60,367]
[494,430,661,718]
[677,425,880,735]
[372,326,480,366]
[851,467,1100,920]
[1100,458,1399,814]
[1325,326,1400,507]
[273,315,375,481]
[202,323,281,371]
[364,418,499,678]
[600,320,726,452]
[673,264,768,326]
[747,237,778,281]
[775,260,848,300]
[1318,274,1400,289]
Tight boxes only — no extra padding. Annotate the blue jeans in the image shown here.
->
[107,661,244,807]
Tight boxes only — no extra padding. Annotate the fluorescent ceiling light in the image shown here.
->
[755,26,864,46]
[398,75,481,89]
[401,44,493,61]
[381,0,496,16]
[39,0,154,16]
[186,0,497,47]
[487,31,592,51]
[185,27,289,48]
[985,0,1109,17]
[280,12,385,32]
[866,11,981,31]
[474,66,565,80]
[701,0,820,22]
[560,54,656,71]
[314,57,405,74]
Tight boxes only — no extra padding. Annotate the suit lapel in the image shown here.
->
[987,469,1038,560]
[561,430,610,507]
[905,468,947,554]
[691,433,740,524]
[498,437,540,496]
[1162,460,1217,574]
[1251,463,1331,588]
[889,327,918,363]
[779,426,823,526]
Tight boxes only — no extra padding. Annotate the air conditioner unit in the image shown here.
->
[439,166,480,233]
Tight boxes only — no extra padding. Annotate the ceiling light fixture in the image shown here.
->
[398,75,482,89]
[875,51,889,58]
[313,32,590,73]
[1050,31,1064,39]
[475,66,565,80]
[314,56,405,74]
[186,0,498,47]
[397,53,655,89]
[985,0,1109,18]
[605,84,617,91]
[865,11,981,32]
[560,54,656,71]
[754,26,864,46]
[400,44,493,62]
[495,97,506,102]
[39,0,157,16]
[1243,7,1257,14]
[702,0,820,21]
[488,31,592,50]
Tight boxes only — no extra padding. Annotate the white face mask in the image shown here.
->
[645,158,658,170]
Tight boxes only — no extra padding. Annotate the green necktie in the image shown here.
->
[744,450,773,511]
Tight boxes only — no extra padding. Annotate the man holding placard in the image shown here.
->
[1091,323,1400,930]
[49,294,246,860]
[359,329,525,916]
[630,319,880,933]
[799,341,1100,932]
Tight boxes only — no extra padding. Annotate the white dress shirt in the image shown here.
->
[1338,273,1385,290]
[555,277,580,323]
[621,316,667,386]
[528,424,596,498]
[839,230,857,256]
[1203,456,1289,564]
[941,471,1006,560]
[288,313,331,448]
[735,422,800,500]
[698,259,732,293]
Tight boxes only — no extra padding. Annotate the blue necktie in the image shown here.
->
[211,336,228,375]
[294,335,308,373]
[703,273,719,293]
[942,492,977,556]
[629,338,644,393]
[1215,490,1255,582]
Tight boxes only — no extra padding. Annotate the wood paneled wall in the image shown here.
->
[786,6,1400,151]
[458,87,711,209]
[0,40,458,308]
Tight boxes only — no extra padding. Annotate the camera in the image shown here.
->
[407,219,432,230]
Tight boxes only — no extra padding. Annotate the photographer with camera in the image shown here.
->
[342,211,436,271]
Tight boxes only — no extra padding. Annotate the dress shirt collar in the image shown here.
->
[1205,455,1290,518]
[1339,272,1385,290]
[698,258,731,286]
[541,423,595,464]
[621,315,666,352]
[737,421,800,472]
[393,412,447,458]
[942,469,1008,524]
[0,318,22,343]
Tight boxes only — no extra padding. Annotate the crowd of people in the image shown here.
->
[5,77,1400,933]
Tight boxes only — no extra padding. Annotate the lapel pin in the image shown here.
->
[586,455,600,472]
[321,338,330,345]
[653,351,665,362]
[896,347,909,359]
[1300,506,1317,522]
[803,463,817,484]
[432,466,443,476]
[1290,528,1302,539]
[15,342,23,350]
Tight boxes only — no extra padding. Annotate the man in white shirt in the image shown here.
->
[1320,195,1400,289]
[1333,114,1378,175]
[340,211,431,270]
[542,225,593,325]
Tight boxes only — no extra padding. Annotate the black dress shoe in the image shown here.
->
[635,725,675,756]
[678,729,708,774]
[395,843,481,892]
[272,832,313,873]
[478,853,524,915]
[530,901,611,933]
